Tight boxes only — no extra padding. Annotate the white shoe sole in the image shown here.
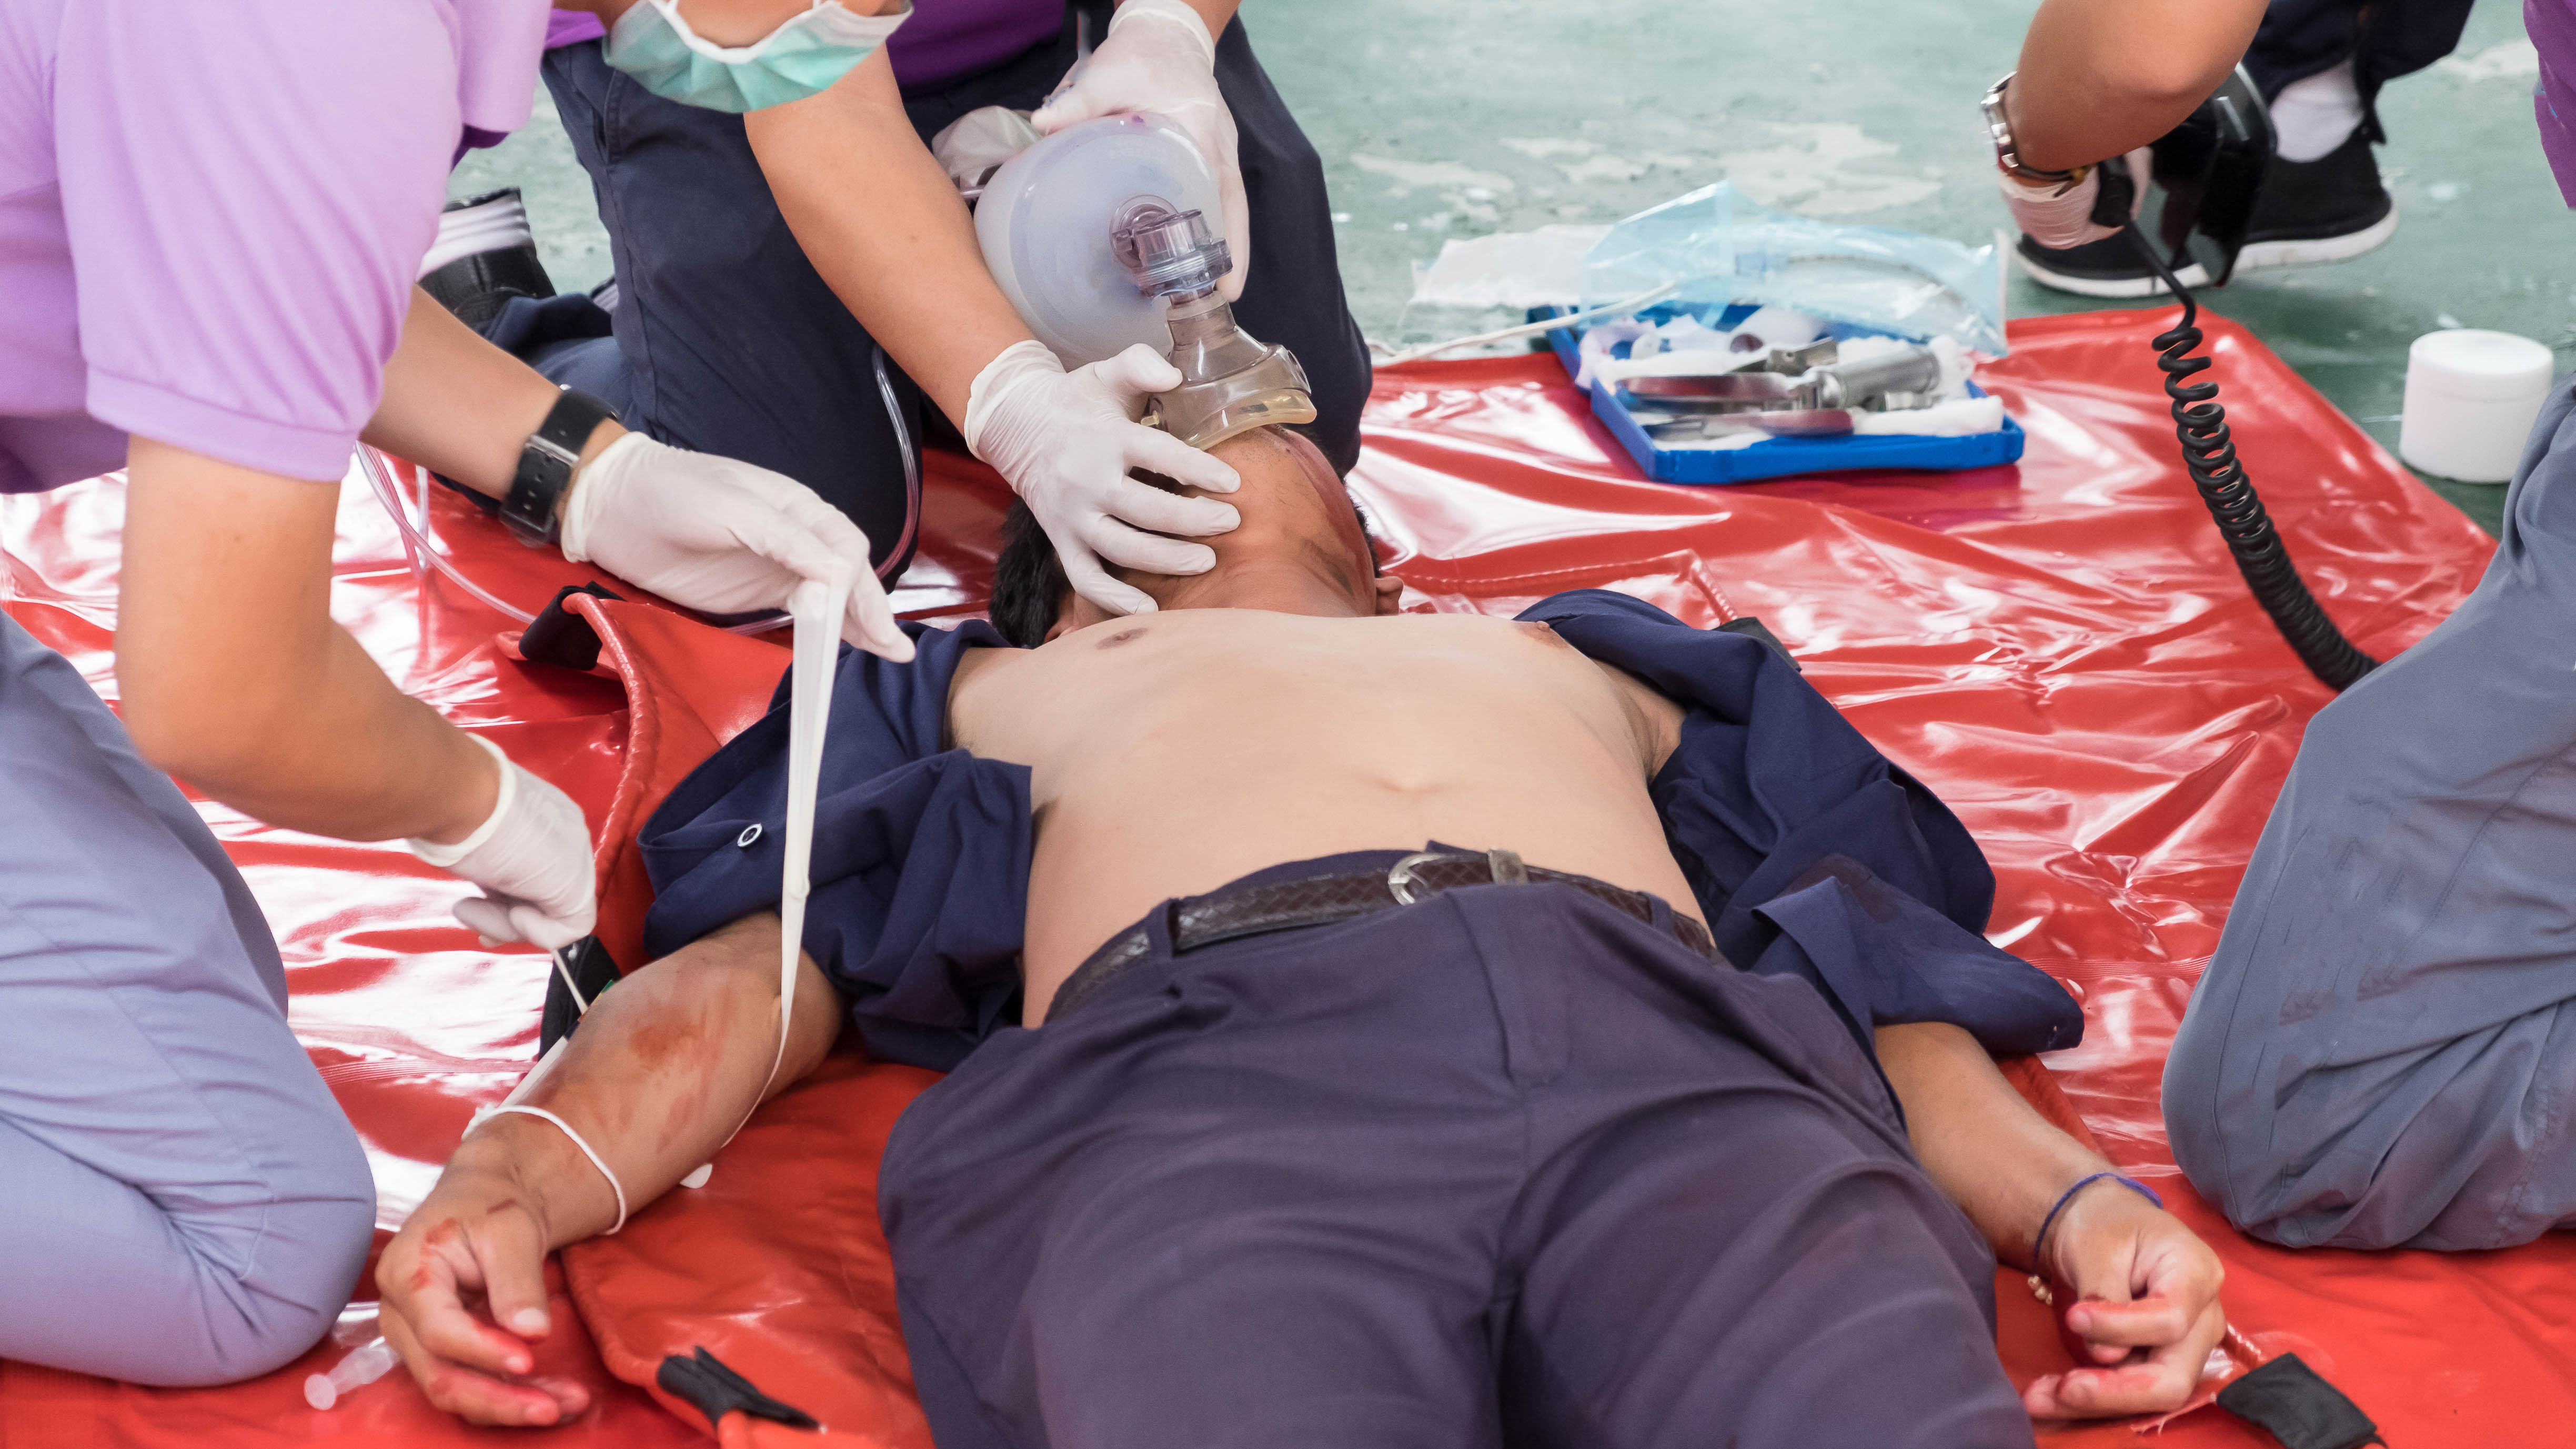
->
[2016,199,2399,298]
[420,194,535,279]
[2233,202,2401,271]
[2015,250,2211,300]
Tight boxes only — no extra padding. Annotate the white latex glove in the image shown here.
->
[560,431,913,662]
[408,734,597,950]
[964,339,1241,616]
[2001,148,2149,252]
[1030,0,1247,301]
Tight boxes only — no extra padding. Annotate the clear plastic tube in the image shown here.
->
[304,1335,398,1411]
[355,447,539,625]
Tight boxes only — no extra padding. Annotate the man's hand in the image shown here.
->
[1031,0,1247,299]
[2022,1178,2227,1418]
[377,1130,596,1428]
[964,340,1242,616]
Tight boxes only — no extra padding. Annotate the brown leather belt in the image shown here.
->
[1048,848,1716,1022]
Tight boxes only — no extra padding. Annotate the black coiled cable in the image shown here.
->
[2122,223,2378,690]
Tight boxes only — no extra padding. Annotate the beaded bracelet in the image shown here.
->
[2032,1171,2162,1261]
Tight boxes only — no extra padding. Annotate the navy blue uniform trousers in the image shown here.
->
[2244,0,2472,127]
[487,5,1371,581]
[879,852,2030,1449]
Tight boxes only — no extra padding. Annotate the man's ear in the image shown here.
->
[1371,573,1405,616]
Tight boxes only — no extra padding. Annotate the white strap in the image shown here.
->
[698,575,849,1182]
[488,1105,629,1235]
[768,575,846,1098]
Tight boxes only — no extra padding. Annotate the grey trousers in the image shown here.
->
[0,613,375,1382]
[2166,377,2576,1251]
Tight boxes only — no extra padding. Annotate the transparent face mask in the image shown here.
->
[605,0,910,113]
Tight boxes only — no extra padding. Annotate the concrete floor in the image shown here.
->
[454,0,2573,536]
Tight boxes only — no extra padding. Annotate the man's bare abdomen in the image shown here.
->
[947,610,1699,1021]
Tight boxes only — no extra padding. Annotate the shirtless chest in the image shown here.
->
[945,610,1703,1016]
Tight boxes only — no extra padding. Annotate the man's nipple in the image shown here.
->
[1096,627,1151,650]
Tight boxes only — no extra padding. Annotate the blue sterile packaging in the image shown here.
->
[1555,183,2025,485]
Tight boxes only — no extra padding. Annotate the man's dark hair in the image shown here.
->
[986,423,1379,648]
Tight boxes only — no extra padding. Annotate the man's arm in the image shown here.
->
[377,913,845,1427]
[363,287,627,500]
[2007,0,2268,172]
[744,50,1037,428]
[1877,1022,2225,1420]
[118,440,498,843]
[742,1,1242,426]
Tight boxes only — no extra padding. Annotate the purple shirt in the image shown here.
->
[2533,0,2576,204]
[0,0,547,494]
[545,1,1061,94]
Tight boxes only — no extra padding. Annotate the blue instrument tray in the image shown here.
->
[1533,304,2025,485]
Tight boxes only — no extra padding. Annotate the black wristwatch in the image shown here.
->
[500,387,620,545]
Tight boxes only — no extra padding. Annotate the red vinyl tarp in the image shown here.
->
[4,308,2565,1449]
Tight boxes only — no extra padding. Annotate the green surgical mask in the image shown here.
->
[605,0,909,113]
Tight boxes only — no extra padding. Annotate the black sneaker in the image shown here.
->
[2017,129,2398,298]
[2015,232,2211,300]
[2236,128,2399,270]
[419,188,554,330]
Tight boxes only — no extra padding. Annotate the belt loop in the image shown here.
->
[1487,847,1529,886]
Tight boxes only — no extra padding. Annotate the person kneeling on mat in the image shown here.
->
[0,0,909,1391]
[379,427,2226,1440]
[2162,10,2576,1252]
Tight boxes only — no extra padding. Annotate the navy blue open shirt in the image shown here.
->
[639,590,2082,1073]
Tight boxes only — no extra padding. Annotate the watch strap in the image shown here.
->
[1983,72,2087,192]
[501,388,618,545]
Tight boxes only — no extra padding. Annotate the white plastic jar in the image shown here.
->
[2398,329,2557,484]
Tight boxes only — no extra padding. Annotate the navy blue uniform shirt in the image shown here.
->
[639,590,2083,1071]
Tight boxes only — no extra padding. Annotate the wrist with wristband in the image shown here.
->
[2033,1170,2165,1265]
[1981,72,2090,194]
[501,387,620,546]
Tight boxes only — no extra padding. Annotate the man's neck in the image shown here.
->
[1144,563,1369,621]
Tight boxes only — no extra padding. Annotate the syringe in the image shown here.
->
[304,1335,398,1411]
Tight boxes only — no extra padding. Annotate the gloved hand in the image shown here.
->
[560,430,913,662]
[2000,148,2149,252]
[964,339,1242,616]
[408,734,597,951]
[1030,0,1247,301]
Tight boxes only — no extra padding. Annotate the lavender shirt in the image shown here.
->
[0,0,547,494]
[2533,0,2576,204]
[545,1,1062,94]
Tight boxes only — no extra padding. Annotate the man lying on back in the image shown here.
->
[378,426,2226,1444]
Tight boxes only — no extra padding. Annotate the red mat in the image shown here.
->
[2,308,2556,1448]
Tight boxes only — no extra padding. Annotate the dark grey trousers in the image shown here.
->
[880,851,2029,1449]
[2167,377,2576,1251]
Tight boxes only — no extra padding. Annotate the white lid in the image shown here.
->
[2407,328,2555,402]
[973,114,1219,366]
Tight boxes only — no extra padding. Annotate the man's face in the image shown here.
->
[1046,428,1403,639]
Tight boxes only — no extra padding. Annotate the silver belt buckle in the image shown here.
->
[1387,848,1530,905]
[1386,851,1445,905]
